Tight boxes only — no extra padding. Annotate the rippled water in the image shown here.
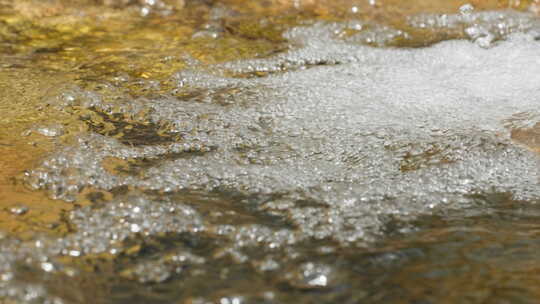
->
[0,1,539,303]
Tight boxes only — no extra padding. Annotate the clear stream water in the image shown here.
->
[0,1,539,303]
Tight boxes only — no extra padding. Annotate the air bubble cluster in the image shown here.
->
[408,9,540,48]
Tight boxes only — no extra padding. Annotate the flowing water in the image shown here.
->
[0,0,539,303]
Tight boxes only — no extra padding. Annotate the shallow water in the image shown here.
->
[0,1,539,303]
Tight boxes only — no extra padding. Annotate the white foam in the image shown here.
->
[29,20,540,245]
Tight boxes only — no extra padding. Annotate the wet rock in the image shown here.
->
[511,123,540,152]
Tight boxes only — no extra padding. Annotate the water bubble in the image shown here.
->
[220,297,244,304]
[140,6,151,16]
[460,3,475,15]
[33,124,64,138]
[1,272,14,282]
[40,263,54,272]
[9,205,28,216]
[408,9,540,47]
[285,262,334,290]
[192,22,223,39]
[130,223,141,233]
[68,250,80,257]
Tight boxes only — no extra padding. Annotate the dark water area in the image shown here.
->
[0,1,539,303]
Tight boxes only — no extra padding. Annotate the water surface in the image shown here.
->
[0,1,539,303]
